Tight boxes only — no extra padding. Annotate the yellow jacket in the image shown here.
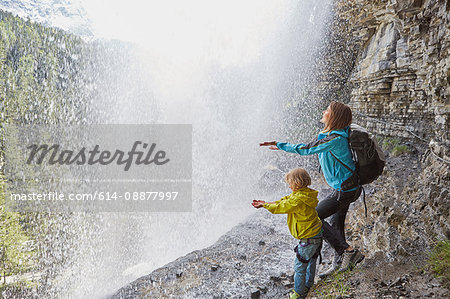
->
[263,187,322,239]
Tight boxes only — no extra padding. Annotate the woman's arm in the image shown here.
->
[276,134,341,156]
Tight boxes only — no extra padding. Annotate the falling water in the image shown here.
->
[1,0,333,297]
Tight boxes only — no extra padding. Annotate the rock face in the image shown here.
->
[328,0,450,261]
[340,0,449,145]
[345,152,444,260]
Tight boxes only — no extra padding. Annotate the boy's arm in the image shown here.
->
[277,135,341,156]
[264,195,288,205]
[263,196,300,214]
[252,195,288,208]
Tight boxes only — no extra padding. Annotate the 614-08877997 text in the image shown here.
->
[97,191,178,201]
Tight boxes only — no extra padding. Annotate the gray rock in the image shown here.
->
[282,279,293,288]
[211,264,220,271]
[250,289,260,299]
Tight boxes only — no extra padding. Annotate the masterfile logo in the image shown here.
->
[26,141,170,171]
[3,124,192,212]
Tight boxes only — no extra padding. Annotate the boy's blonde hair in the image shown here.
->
[285,168,311,190]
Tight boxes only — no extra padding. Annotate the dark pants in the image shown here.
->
[316,188,361,255]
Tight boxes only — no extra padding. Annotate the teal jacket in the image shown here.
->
[277,127,356,191]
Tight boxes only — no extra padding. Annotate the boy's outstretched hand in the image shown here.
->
[259,141,279,150]
[252,200,265,209]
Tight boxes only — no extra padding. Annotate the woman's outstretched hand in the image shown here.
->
[252,200,265,208]
[259,141,279,150]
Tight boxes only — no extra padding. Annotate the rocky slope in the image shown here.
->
[110,151,449,299]
[109,153,449,298]
[110,211,297,299]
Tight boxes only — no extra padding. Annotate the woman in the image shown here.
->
[260,101,364,277]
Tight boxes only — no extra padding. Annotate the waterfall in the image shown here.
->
[2,0,332,297]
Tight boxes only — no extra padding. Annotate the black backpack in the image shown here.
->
[330,124,386,215]
[347,124,386,184]
[331,124,385,185]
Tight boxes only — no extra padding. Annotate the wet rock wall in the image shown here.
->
[329,0,450,260]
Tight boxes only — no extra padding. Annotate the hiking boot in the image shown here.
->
[352,249,365,266]
[289,289,307,299]
[289,290,300,299]
[319,253,342,279]
[338,248,365,273]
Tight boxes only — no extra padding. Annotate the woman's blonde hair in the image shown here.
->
[323,101,352,132]
[285,168,311,190]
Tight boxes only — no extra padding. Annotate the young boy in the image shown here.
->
[252,168,322,299]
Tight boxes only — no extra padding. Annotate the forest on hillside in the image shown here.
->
[0,9,101,295]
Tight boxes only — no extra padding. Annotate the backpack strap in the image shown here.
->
[329,151,355,175]
[329,133,358,176]
[361,187,367,217]
[329,151,360,189]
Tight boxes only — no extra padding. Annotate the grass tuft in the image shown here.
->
[311,270,354,298]
[391,145,410,157]
[382,137,400,151]
[427,240,450,286]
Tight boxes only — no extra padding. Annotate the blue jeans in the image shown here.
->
[294,231,322,297]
